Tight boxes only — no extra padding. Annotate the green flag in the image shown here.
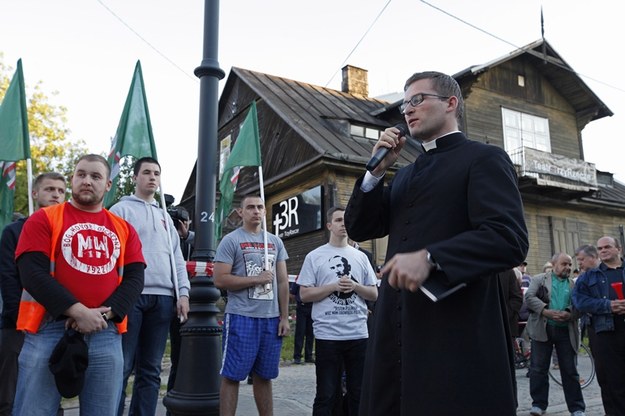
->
[0,162,17,231]
[215,101,262,241]
[0,60,30,229]
[0,59,31,161]
[104,60,158,207]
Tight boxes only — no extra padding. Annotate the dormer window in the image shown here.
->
[501,108,550,153]
[350,124,380,141]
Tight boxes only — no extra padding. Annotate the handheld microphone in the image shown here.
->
[365,123,408,172]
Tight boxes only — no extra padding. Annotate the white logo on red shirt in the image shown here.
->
[61,223,121,275]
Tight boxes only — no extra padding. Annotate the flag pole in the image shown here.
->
[159,188,181,302]
[258,166,272,291]
[258,166,269,268]
[26,158,33,215]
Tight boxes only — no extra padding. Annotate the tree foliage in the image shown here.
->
[106,155,164,206]
[110,155,136,204]
[1,55,88,215]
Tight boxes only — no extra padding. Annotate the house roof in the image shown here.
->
[587,171,625,206]
[181,42,621,211]
[223,67,423,168]
[453,39,613,123]
[179,67,423,204]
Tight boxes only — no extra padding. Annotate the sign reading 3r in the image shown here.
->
[271,186,324,239]
[273,197,299,234]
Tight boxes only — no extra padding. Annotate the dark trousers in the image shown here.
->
[165,317,182,416]
[589,317,625,416]
[313,338,367,416]
[0,328,25,415]
[118,294,176,416]
[167,316,182,391]
[529,325,585,413]
[293,302,314,361]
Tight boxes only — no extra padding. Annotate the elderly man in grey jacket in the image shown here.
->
[525,252,585,416]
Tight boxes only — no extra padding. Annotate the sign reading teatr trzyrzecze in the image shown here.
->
[272,186,323,239]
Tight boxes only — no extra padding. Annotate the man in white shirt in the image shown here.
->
[299,207,378,415]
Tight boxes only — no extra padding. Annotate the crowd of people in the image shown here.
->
[499,236,625,416]
[0,68,623,416]
[1,155,147,415]
[0,156,193,415]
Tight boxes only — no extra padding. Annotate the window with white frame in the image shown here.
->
[501,108,551,153]
[350,124,381,141]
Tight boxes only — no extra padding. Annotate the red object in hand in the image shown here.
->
[611,282,624,300]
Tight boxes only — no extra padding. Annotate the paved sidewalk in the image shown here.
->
[64,361,607,415]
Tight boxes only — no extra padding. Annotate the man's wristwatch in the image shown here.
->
[426,250,438,270]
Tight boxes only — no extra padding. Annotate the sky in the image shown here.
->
[1,0,623,204]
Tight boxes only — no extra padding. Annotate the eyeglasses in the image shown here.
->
[399,93,450,114]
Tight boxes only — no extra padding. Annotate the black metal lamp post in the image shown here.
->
[163,0,225,414]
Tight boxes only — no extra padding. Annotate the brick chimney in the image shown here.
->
[341,65,368,96]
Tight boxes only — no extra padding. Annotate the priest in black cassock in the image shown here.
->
[345,71,528,416]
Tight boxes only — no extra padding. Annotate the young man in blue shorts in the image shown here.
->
[214,195,290,416]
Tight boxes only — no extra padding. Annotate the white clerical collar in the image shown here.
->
[422,130,461,152]
[422,140,438,152]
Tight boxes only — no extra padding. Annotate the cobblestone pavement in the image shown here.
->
[64,360,607,415]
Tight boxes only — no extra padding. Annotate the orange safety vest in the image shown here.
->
[17,203,130,334]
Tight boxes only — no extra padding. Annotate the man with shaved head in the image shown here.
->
[597,236,623,271]
[525,253,585,416]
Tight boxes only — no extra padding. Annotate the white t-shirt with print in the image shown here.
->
[297,244,376,340]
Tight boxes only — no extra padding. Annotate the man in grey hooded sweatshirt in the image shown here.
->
[111,156,190,416]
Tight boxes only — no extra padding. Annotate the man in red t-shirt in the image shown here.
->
[12,154,145,415]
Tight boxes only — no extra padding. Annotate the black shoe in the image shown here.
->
[293,358,302,364]
[304,358,315,363]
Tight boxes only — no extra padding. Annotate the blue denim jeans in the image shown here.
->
[312,338,367,416]
[529,324,585,413]
[118,294,175,416]
[14,319,123,416]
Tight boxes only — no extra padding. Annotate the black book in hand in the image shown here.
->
[419,272,466,302]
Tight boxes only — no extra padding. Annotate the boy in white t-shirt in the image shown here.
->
[299,207,378,415]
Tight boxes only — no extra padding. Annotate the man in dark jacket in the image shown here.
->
[345,71,528,415]
[0,172,66,414]
[290,279,314,365]
[499,269,523,406]
[573,236,625,416]
[500,269,524,338]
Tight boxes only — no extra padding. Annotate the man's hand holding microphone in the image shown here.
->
[366,124,408,175]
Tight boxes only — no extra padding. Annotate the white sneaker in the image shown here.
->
[530,406,545,415]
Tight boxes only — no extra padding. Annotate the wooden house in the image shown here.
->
[181,39,623,275]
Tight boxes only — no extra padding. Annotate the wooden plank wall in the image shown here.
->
[464,61,580,160]
[523,202,625,275]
